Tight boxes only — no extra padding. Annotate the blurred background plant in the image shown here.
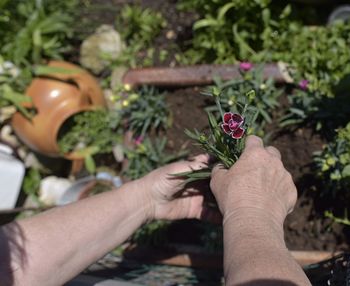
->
[113,86,172,137]
[314,122,350,196]
[281,86,350,138]
[261,21,350,98]
[57,109,122,173]
[0,0,78,65]
[123,137,187,181]
[314,122,350,225]
[113,5,167,67]
[0,0,79,117]
[176,0,297,64]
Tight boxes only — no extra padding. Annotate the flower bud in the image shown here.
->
[199,134,207,143]
[129,93,139,102]
[247,90,256,102]
[124,84,132,91]
[212,87,221,98]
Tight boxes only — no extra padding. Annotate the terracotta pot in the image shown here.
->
[12,61,106,159]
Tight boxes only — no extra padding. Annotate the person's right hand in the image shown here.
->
[210,135,297,227]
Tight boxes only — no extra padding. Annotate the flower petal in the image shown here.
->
[228,119,240,131]
[232,127,245,139]
[221,123,231,135]
[231,113,244,126]
[223,112,233,124]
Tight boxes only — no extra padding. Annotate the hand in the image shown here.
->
[139,154,220,222]
[210,135,297,227]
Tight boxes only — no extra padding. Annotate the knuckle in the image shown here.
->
[247,148,268,161]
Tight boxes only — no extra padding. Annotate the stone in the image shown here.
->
[80,25,125,74]
[39,176,72,206]
[0,124,19,147]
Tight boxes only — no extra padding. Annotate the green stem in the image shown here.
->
[216,96,224,119]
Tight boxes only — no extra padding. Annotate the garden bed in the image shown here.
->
[145,87,348,252]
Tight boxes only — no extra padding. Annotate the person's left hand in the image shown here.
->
[139,154,220,222]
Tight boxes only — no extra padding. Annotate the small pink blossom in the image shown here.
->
[221,112,245,139]
[298,79,309,91]
[134,136,144,145]
[239,62,253,72]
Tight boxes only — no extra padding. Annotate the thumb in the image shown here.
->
[210,164,227,193]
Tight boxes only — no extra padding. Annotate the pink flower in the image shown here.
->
[221,112,245,139]
[239,62,253,72]
[134,136,144,145]
[298,79,309,90]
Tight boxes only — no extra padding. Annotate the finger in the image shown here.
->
[210,164,228,193]
[244,135,264,152]
[211,163,227,179]
[191,154,210,165]
[187,154,209,170]
[265,146,281,159]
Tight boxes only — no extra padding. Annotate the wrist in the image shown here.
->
[223,204,286,228]
[119,178,155,224]
[223,207,285,242]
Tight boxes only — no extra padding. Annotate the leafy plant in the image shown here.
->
[176,0,293,64]
[0,1,78,119]
[1,0,77,65]
[114,5,166,67]
[281,86,350,138]
[22,168,42,204]
[124,137,187,180]
[205,65,281,136]
[58,109,122,173]
[117,86,171,137]
[261,21,350,98]
[314,123,350,194]
[314,123,350,224]
[0,84,34,119]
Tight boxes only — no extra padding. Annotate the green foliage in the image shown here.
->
[117,5,166,47]
[205,66,281,135]
[178,1,350,99]
[0,0,78,116]
[177,0,292,64]
[58,109,121,155]
[0,0,78,65]
[22,168,41,203]
[314,123,350,193]
[118,86,171,137]
[281,88,350,138]
[114,5,166,67]
[314,123,350,225]
[0,84,34,119]
[124,137,187,180]
[262,21,350,98]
